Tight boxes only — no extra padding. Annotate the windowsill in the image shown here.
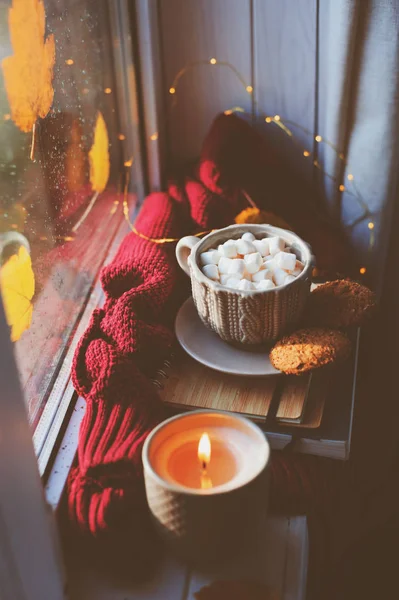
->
[41,204,137,481]
[45,394,86,509]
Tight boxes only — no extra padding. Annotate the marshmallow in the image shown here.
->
[221,240,237,258]
[285,274,296,284]
[253,238,269,257]
[274,251,296,271]
[218,256,234,274]
[228,258,246,277]
[244,252,263,274]
[220,274,231,285]
[236,239,256,255]
[218,244,224,254]
[200,249,221,266]
[273,267,288,286]
[268,236,285,255]
[238,279,255,291]
[202,264,219,281]
[252,268,273,283]
[256,279,275,291]
[263,258,277,274]
[241,232,255,242]
[226,277,242,289]
[263,255,274,265]
[292,260,304,276]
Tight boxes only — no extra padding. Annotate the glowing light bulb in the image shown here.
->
[303,150,310,157]
[315,135,322,142]
[210,58,217,65]
[339,184,345,192]
[265,117,272,123]
[104,87,112,94]
[118,134,125,141]
[246,85,253,93]
[169,87,176,94]
[360,267,366,275]
[274,115,281,121]
[224,109,233,115]
[65,58,74,65]
[368,222,374,230]
[347,174,354,181]
[150,132,158,141]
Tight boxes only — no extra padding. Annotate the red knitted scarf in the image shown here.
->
[69,114,350,535]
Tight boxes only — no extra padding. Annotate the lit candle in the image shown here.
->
[147,413,267,494]
[142,411,270,564]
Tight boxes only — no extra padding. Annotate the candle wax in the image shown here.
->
[167,440,237,489]
[149,423,268,494]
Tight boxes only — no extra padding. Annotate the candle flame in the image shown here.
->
[198,432,211,468]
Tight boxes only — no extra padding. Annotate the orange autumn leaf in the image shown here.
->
[0,247,35,342]
[89,112,110,193]
[2,0,55,133]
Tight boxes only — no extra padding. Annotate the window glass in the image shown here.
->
[0,0,136,430]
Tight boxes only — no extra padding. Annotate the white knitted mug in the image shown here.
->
[176,224,313,346]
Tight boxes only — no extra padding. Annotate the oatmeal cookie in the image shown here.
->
[306,279,376,328]
[270,328,351,375]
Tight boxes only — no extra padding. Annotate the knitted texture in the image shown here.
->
[190,224,312,345]
[69,113,350,535]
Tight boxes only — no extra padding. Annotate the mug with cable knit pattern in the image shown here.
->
[176,224,313,347]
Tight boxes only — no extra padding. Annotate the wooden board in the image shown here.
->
[158,350,322,425]
[276,374,311,421]
[159,351,278,420]
[288,369,328,429]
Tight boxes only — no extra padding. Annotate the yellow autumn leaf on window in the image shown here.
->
[89,112,110,193]
[0,247,35,342]
[1,0,55,133]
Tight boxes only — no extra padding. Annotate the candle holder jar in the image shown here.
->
[142,411,270,567]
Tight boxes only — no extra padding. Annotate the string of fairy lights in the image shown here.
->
[1,55,375,277]
[128,55,375,276]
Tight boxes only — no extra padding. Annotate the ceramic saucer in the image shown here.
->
[175,297,281,377]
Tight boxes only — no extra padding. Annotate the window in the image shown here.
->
[0,0,142,466]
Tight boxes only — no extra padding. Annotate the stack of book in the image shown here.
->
[153,330,360,461]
